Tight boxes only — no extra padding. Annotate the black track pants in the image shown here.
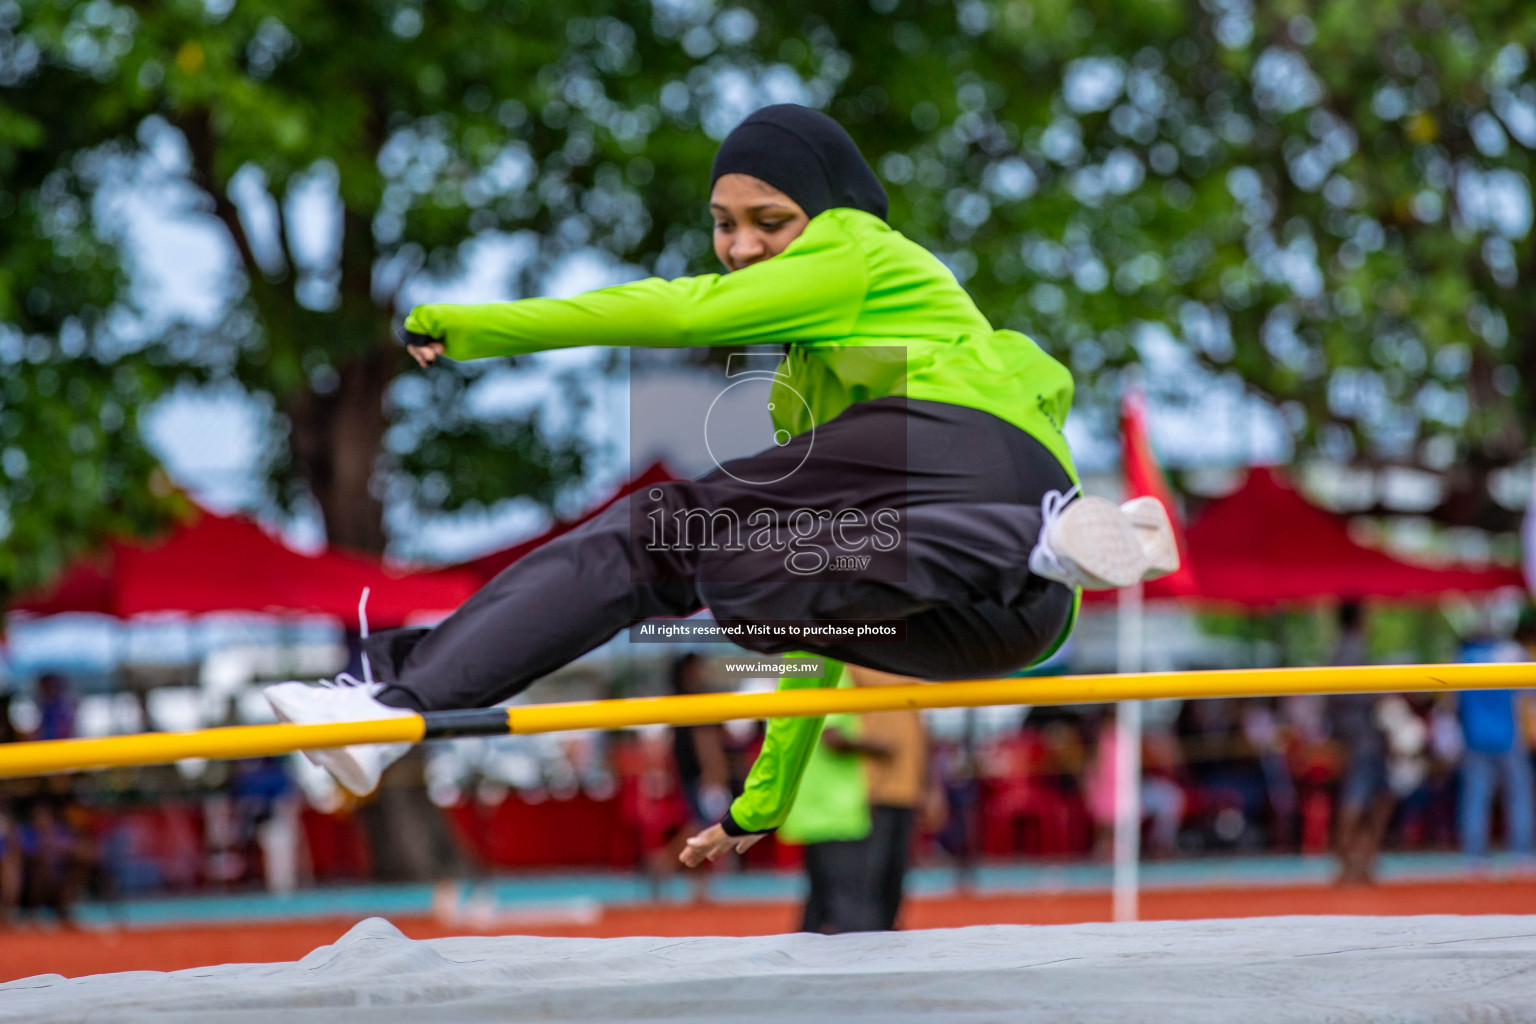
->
[367,398,1074,712]
[869,804,916,930]
[800,837,881,934]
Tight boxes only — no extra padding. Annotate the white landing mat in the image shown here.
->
[4,914,1536,1023]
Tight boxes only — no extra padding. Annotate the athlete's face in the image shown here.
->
[709,173,810,272]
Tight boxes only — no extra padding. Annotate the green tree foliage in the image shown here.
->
[840,0,1535,529]
[0,1,188,599]
[3,0,1533,604]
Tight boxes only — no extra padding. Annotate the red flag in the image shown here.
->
[1122,386,1200,597]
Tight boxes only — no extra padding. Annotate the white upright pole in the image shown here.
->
[1113,581,1144,923]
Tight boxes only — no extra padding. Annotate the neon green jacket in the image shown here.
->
[405,207,1076,471]
[777,710,871,845]
[404,205,1080,834]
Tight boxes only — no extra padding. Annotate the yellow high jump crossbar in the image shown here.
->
[1,662,1533,780]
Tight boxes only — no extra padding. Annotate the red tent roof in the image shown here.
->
[12,464,679,626]
[12,552,116,618]
[10,506,479,628]
[1179,467,1524,607]
[440,460,677,584]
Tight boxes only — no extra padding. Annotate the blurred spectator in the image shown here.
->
[669,654,734,831]
[781,710,882,934]
[931,733,981,870]
[1,690,23,925]
[0,690,22,745]
[1085,712,1186,858]
[983,716,1086,857]
[355,748,468,883]
[234,757,305,893]
[15,797,92,925]
[846,666,943,930]
[34,673,76,741]
[1331,686,1391,885]
[1329,600,1394,885]
[615,729,688,895]
[635,654,735,898]
[5,683,100,924]
[1397,695,1462,850]
[1175,698,1267,850]
[1282,693,1344,855]
[862,709,933,928]
[1377,695,1430,815]
[0,807,17,926]
[1522,613,1536,758]
[1242,700,1298,848]
[1456,633,1534,865]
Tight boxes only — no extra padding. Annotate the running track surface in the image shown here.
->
[5,877,1536,981]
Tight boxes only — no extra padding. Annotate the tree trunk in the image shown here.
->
[300,355,469,885]
[184,107,465,883]
[288,346,392,554]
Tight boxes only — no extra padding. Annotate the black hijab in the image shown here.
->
[710,104,888,222]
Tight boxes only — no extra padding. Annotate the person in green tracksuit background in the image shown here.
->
[263,104,1180,863]
[777,663,933,935]
[778,704,880,934]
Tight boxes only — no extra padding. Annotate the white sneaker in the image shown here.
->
[263,674,415,797]
[1119,495,1181,579]
[1029,488,1181,590]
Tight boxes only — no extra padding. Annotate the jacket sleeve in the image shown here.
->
[720,661,847,836]
[403,217,868,361]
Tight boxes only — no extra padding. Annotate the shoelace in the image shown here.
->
[1040,483,1081,529]
[358,587,374,687]
[1028,483,1082,581]
[318,587,378,694]
[316,672,388,703]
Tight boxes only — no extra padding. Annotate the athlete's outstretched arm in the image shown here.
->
[403,218,868,360]
[680,662,846,867]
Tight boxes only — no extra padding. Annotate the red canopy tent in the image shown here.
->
[13,552,116,618]
[1162,466,1523,608]
[10,506,480,629]
[14,462,679,626]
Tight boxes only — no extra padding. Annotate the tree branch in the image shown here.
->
[273,184,294,281]
[175,108,263,288]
